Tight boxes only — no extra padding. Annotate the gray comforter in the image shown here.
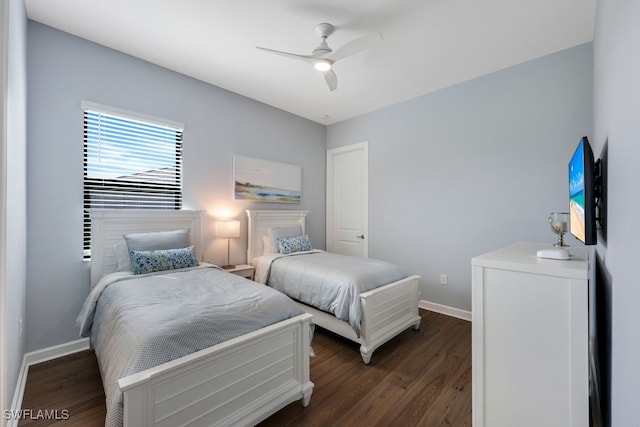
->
[254,251,407,336]
[76,264,304,427]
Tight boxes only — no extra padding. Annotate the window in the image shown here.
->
[83,102,184,257]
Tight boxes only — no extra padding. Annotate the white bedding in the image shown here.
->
[253,250,407,335]
[76,264,306,427]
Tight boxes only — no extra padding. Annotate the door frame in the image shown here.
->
[326,142,368,255]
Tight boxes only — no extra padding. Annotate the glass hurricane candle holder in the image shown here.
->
[549,212,569,247]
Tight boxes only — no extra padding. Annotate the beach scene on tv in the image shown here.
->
[234,155,301,203]
[569,146,586,242]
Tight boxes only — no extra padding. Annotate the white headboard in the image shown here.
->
[246,210,308,263]
[89,209,205,286]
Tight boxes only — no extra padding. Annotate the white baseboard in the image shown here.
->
[420,300,471,322]
[8,338,90,427]
[23,338,90,366]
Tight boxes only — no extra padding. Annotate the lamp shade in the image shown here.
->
[214,219,240,238]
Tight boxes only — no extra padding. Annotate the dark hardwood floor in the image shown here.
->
[19,310,471,426]
[18,350,105,426]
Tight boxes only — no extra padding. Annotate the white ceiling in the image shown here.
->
[25,0,596,125]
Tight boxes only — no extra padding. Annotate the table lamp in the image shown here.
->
[214,219,240,269]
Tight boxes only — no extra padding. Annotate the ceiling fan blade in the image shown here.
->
[328,33,383,62]
[323,69,337,91]
[256,46,313,63]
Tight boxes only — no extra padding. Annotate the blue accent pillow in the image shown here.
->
[276,235,312,255]
[267,225,304,253]
[129,246,198,275]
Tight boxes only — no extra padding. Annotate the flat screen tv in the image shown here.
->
[568,136,597,245]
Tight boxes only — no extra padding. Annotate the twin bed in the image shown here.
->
[80,208,421,426]
[246,209,421,364]
[79,210,313,427]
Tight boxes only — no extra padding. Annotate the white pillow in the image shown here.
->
[124,228,191,252]
[114,240,131,271]
[118,229,191,271]
[262,235,274,254]
[266,225,303,253]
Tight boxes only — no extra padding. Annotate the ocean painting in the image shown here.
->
[233,155,301,203]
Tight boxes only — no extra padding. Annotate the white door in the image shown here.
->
[326,142,368,257]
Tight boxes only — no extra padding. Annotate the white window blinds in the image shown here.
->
[83,106,184,257]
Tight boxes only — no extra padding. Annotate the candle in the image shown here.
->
[553,221,567,232]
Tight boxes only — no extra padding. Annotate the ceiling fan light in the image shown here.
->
[314,59,332,72]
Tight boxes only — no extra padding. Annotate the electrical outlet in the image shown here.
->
[440,274,448,285]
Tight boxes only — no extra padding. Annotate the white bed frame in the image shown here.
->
[246,209,421,364]
[90,209,313,426]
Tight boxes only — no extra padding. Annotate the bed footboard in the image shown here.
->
[118,313,314,427]
[359,275,421,364]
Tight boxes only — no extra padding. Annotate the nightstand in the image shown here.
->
[223,264,256,280]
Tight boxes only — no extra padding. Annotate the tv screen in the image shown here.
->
[568,136,597,245]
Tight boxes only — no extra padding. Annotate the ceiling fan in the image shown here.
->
[256,23,383,91]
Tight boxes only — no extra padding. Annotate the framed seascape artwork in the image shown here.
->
[233,155,302,203]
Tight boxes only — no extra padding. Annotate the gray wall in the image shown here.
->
[1,0,28,414]
[26,22,326,352]
[593,0,640,424]
[327,43,593,312]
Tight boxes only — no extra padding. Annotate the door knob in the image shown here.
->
[356,235,365,239]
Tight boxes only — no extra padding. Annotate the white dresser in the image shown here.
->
[471,242,589,427]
